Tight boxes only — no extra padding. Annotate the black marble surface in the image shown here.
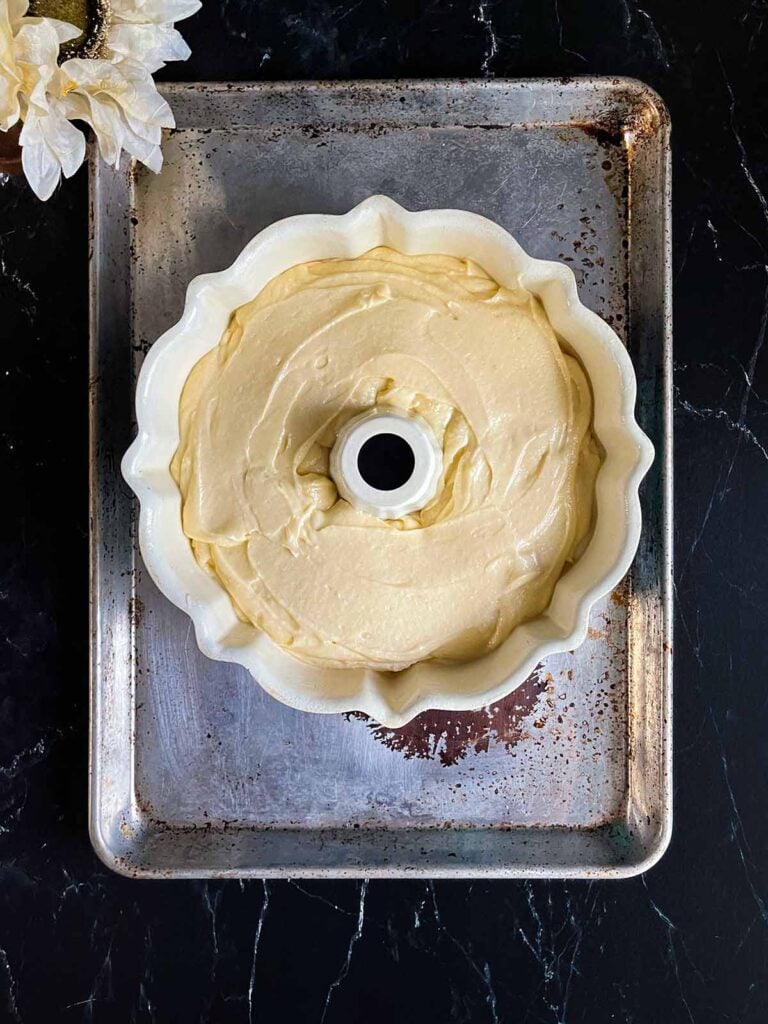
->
[2,1,767,1021]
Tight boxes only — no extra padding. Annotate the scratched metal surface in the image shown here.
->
[89,79,671,877]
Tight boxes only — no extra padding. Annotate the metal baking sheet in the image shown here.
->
[89,78,671,878]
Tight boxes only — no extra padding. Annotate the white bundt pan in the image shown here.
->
[122,195,654,728]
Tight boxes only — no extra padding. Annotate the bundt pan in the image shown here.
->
[122,195,654,728]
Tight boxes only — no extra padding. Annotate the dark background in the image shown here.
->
[2,1,768,1021]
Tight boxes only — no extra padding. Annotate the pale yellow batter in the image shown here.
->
[171,248,601,671]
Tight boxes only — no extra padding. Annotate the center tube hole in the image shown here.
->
[357,432,415,491]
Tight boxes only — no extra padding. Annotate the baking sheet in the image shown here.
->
[89,78,672,878]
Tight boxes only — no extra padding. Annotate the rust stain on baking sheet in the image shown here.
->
[574,88,665,151]
[610,578,630,607]
[577,122,623,149]
[346,667,548,766]
[128,596,145,629]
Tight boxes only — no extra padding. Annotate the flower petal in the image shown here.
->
[61,88,123,166]
[114,58,174,125]
[114,105,163,168]
[19,103,86,183]
[109,0,201,25]
[0,63,22,132]
[7,1,30,24]
[42,106,85,177]
[105,22,190,73]
[13,19,67,80]
[123,110,162,146]
[46,17,82,45]
[20,115,61,200]
[21,15,81,45]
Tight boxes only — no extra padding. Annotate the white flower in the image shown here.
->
[0,0,199,200]
[103,0,202,74]
[59,56,174,172]
[0,0,79,131]
[0,2,83,198]
[19,56,174,197]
